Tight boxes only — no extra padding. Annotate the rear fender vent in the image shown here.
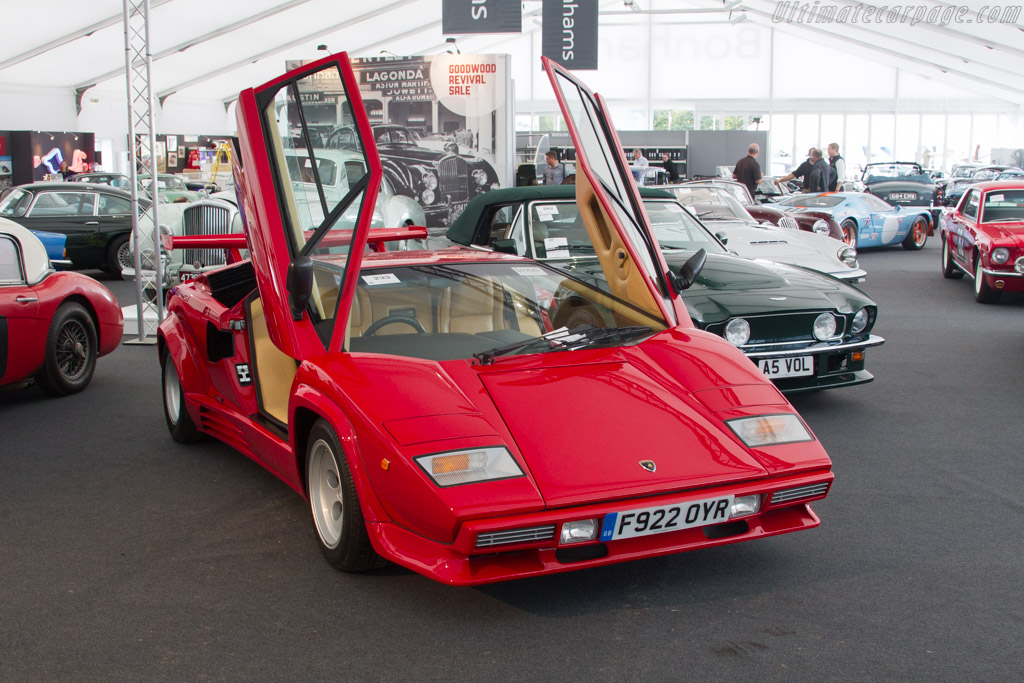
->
[770,482,830,505]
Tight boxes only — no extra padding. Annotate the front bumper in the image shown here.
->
[367,471,831,585]
[743,334,885,394]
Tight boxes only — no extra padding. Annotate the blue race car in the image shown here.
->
[774,192,932,250]
[31,230,73,269]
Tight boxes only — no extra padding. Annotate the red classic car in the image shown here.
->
[939,181,1024,303]
[157,53,833,585]
[1,218,123,395]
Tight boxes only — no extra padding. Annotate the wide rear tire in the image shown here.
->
[902,217,928,250]
[36,301,97,396]
[306,419,384,573]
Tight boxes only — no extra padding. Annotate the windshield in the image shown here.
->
[330,260,665,360]
[665,186,752,221]
[0,189,33,217]
[862,163,924,182]
[528,199,726,259]
[778,194,845,208]
[951,165,977,178]
[981,189,1024,223]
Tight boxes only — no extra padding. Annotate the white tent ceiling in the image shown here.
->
[1,0,1022,108]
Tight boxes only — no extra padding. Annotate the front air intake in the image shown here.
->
[770,482,831,505]
[476,525,556,549]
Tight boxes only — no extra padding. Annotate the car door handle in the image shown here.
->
[85,221,99,225]
[16,296,38,304]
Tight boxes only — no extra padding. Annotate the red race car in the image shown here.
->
[157,54,833,585]
[1,218,123,395]
[940,180,1024,303]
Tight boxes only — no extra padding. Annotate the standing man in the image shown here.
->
[807,148,832,193]
[776,148,815,191]
[541,150,565,185]
[661,152,680,183]
[631,148,649,183]
[827,143,846,191]
[732,143,763,198]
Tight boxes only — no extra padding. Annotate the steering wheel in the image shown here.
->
[364,316,426,336]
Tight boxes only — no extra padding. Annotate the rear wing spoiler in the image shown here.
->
[163,225,428,256]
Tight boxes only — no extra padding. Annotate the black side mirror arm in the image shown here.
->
[286,255,314,321]
[669,248,706,293]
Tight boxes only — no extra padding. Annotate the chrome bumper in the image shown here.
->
[742,334,885,360]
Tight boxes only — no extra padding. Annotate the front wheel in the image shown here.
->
[974,253,1001,304]
[306,419,384,573]
[161,350,204,442]
[36,301,97,396]
[902,217,929,250]
[941,237,963,279]
[840,219,858,248]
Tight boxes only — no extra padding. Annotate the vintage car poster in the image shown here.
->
[287,54,512,227]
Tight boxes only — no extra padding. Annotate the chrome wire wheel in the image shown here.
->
[117,240,133,271]
[309,438,344,550]
[163,358,181,425]
[55,318,89,381]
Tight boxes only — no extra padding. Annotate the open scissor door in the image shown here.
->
[234,52,382,359]
[543,57,683,328]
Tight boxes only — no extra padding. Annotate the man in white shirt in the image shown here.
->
[631,148,649,183]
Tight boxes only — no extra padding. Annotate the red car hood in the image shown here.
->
[478,350,771,507]
[985,223,1024,242]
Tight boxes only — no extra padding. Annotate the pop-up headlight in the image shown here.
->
[414,447,523,487]
[726,414,813,448]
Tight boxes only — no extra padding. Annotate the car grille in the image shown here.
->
[476,525,556,549]
[771,482,830,505]
[182,202,232,268]
[438,155,470,202]
[779,216,799,230]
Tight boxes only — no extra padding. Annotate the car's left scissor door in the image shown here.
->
[234,53,381,361]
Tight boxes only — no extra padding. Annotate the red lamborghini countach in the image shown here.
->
[157,54,833,585]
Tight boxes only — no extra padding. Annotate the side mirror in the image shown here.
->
[492,238,519,255]
[671,248,706,293]
[286,255,314,321]
[715,231,728,245]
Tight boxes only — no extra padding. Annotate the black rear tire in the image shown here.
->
[841,220,858,248]
[107,234,131,276]
[36,301,97,396]
[941,237,963,279]
[901,217,928,250]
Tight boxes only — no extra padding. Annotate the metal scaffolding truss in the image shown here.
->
[123,0,163,342]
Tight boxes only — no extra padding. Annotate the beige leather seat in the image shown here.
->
[441,278,502,334]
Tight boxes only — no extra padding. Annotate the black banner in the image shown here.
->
[542,0,598,70]
[442,0,522,34]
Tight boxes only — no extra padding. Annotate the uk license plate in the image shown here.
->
[179,271,200,283]
[600,495,734,541]
[758,355,813,378]
[890,192,916,201]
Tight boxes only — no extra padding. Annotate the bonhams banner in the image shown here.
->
[442,0,522,34]
[542,0,598,70]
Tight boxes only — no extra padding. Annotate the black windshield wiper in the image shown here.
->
[474,325,653,365]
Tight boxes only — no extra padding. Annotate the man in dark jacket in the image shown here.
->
[776,148,815,191]
[807,148,831,193]
[661,152,680,183]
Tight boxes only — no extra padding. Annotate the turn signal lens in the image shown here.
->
[726,414,813,447]
[415,447,523,487]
